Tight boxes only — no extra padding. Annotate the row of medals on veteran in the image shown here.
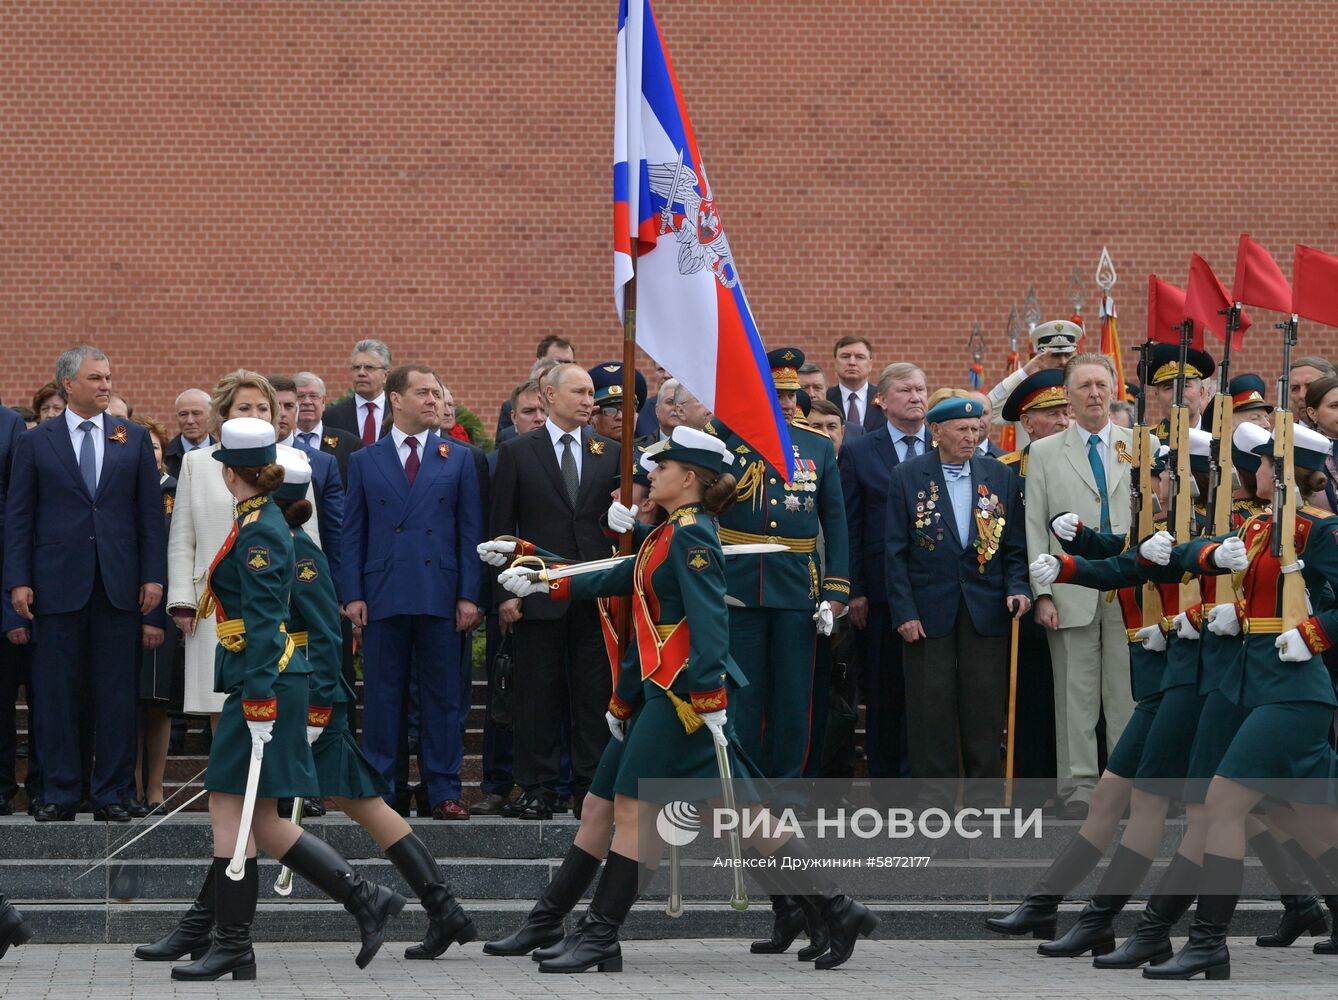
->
[985,356,1338,984]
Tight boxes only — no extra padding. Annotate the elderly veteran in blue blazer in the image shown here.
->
[884,395,1031,806]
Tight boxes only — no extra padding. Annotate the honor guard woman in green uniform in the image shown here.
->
[497,427,876,975]
[273,452,476,962]
[137,420,403,982]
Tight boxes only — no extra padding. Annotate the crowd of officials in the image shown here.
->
[2,332,1337,828]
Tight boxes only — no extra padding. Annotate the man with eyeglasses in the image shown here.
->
[324,339,393,446]
[292,372,363,486]
[587,361,647,443]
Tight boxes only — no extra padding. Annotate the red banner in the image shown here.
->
[1232,234,1291,314]
[1185,253,1250,349]
[1147,274,1189,346]
[1293,244,1338,327]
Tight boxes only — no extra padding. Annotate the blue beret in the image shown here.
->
[926,397,983,424]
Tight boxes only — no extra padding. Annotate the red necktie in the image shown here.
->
[846,390,860,424]
[404,435,419,486]
[361,402,378,445]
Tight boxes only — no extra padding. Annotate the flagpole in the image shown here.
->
[616,245,639,656]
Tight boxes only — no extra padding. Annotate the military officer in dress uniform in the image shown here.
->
[588,362,648,444]
[715,348,849,782]
[1148,343,1216,439]
[997,369,1069,798]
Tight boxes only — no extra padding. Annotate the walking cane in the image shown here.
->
[1004,616,1020,808]
[272,797,304,895]
[227,743,265,880]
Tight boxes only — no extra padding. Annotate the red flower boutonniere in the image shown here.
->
[438,443,449,458]
[110,425,128,444]
[589,439,606,456]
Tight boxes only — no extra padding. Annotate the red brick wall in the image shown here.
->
[4,0,1337,431]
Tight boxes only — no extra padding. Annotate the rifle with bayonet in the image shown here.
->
[1166,319,1198,613]
[1274,315,1308,629]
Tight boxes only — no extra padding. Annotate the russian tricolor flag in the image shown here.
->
[614,0,792,477]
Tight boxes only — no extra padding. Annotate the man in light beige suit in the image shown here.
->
[1023,353,1134,818]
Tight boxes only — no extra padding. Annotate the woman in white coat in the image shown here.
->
[167,370,321,724]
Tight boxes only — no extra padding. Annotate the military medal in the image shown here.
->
[110,424,128,444]
[804,497,815,513]
[783,495,801,512]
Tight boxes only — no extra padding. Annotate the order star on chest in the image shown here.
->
[783,494,801,513]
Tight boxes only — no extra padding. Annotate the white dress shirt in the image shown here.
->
[888,423,927,464]
[295,421,326,451]
[65,407,105,485]
[181,434,211,454]
[546,418,584,480]
[1076,420,1114,481]
[839,383,869,425]
[390,425,429,470]
[357,393,387,436]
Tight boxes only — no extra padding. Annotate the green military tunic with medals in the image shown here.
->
[713,348,849,781]
[202,492,318,798]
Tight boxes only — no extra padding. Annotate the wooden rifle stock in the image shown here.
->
[1132,422,1162,627]
[1274,409,1307,629]
[1168,402,1199,612]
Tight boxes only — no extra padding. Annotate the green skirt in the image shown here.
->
[312,703,388,800]
[1216,702,1337,804]
[589,703,640,802]
[206,672,319,799]
[1181,690,1252,803]
[612,690,755,803]
[1132,683,1206,796]
[1105,692,1161,778]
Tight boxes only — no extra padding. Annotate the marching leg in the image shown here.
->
[0,892,34,960]
[538,852,639,974]
[484,845,601,957]
[1038,845,1152,958]
[1282,842,1338,953]
[278,831,406,969]
[765,838,878,971]
[171,858,257,982]
[1094,851,1200,969]
[1143,853,1240,980]
[985,835,1104,938]
[384,833,477,959]
[134,863,215,961]
[1249,832,1326,947]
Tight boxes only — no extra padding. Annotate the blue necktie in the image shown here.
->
[1087,433,1110,532]
[78,420,98,495]
[299,432,317,450]
[901,434,919,461]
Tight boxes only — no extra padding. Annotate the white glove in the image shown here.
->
[1212,536,1249,571]
[1138,530,1175,566]
[1030,554,1060,589]
[1051,512,1082,542]
[813,601,835,636]
[1174,612,1200,641]
[1276,629,1311,662]
[477,539,517,567]
[606,711,626,742]
[497,566,549,598]
[1206,602,1240,636]
[306,725,324,746]
[607,501,639,533]
[246,719,274,761]
[701,709,728,747]
[1134,624,1167,652]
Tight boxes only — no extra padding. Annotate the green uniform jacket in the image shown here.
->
[209,495,309,718]
[287,527,350,714]
[1177,506,1338,709]
[713,419,850,609]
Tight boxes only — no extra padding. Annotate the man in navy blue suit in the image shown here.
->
[837,361,931,784]
[885,396,1030,808]
[341,364,483,821]
[272,375,344,585]
[0,404,30,815]
[4,347,166,822]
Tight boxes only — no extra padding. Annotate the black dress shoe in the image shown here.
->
[0,799,13,817]
[520,797,554,821]
[94,802,132,822]
[34,803,77,822]
[125,799,151,819]
[145,802,166,817]
[1058,799,1089,820]
[552,796,573,815]
[470,793,509,817]
[302,798,327,818]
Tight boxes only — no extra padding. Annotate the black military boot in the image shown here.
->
[279,831,405,969]
[532,861,656,964]
[0,893,34,961]
[384,834,476,960]
[764,839,877,970]
[1093,852,1199,969]
[1142,853,1240,981]
[750,895,806,954]
[1306,847,1338,955]
[484,845,601,956]
[1038,845,1152,958]
[985,834,1104,939]
[135,862,216,961]
[171,859,257,981]
[793,894,831,962]
[538,852,639,973]
[1249,832,1325,946]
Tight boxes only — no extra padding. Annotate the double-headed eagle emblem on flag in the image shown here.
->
[648,150,738,289]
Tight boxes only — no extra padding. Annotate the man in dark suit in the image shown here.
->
[295,372,363,485]
[0,405,29,814]
[838,362,930,784]
[162,388,212,479]
[341,364,483,821]
[826,335,887,434]
[971,390,1007,458]
[490,363,620,820]
[324,339,393,446]
[271,375,343,586]
[494,336,576,439]
[4,346,166,822]
[885,396,1030,808]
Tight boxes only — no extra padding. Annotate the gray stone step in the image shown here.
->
[10,900,1307,944]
